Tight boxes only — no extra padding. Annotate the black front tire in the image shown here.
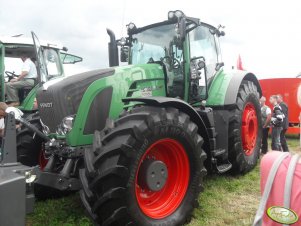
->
[17,112,43,166]
[80,106,207,226]
[228,80,262,174]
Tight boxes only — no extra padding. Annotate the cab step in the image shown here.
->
[212,149,226,157]
[216,162,232,173]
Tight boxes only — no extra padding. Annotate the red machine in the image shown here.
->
[259,78,301,135]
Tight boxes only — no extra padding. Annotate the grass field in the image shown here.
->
[26,138,300,226]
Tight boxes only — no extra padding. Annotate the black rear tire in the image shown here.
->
[228,80,262,173]
[80,106,207,226]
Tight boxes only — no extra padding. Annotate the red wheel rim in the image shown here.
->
[135,138,190,219]
[39,147,48,170]
[241,103,258,156]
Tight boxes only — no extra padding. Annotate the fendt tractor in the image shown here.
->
[19,11,262,226]
[0,33,82,111]
[0,32,82,167]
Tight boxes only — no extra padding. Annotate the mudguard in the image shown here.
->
[206,70,262,108]
[123,96,210,142]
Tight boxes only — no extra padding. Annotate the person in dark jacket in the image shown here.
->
[260,96,271,154]
[277,94,289,152]
[269,95,284,151]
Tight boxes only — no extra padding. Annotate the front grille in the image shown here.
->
[37,68,115,133]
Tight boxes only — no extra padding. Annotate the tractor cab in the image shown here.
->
[107,10,225,104]
[0,32,82,110]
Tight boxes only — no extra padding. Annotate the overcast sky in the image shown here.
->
[1,0,301,78]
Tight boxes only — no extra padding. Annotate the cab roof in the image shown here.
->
[0,36,65,50]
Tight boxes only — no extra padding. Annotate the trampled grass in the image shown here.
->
[26,138,300,226]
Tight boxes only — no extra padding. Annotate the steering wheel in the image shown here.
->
[5,71,18,81]
[161,56,181,69]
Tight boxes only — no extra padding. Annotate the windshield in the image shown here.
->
[131,24,178,64]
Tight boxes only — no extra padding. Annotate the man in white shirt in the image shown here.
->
[5,53,37,106]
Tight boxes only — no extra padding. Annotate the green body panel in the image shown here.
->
[18,85,39,111]
[66,63,166,146]
[206,69,232,106]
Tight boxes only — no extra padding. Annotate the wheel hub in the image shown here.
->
[241,103,258,155]
[138,159,168,192]
[135,138,190,219]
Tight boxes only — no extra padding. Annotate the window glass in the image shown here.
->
[44,48,62,78]
[131,24,185,98]
[189,26,218,79]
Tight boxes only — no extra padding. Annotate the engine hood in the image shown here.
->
[37,68,115,132]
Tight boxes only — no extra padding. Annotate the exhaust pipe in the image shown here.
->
[107,28,119,67]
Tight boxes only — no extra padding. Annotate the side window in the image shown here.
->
[44,49,62,78]
[189,26,218,79]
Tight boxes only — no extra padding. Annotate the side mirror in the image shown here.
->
[60,53,83,64]
[189,57,208,101]
[197,60,206,70]
[120,46,129,62]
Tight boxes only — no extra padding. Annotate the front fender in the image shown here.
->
[123,96,210,143]
[18,85,39,111]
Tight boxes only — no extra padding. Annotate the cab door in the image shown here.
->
[0,43,4,101]
[188,25,220,102]
[31,31,48,84]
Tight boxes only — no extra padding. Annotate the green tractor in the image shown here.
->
[21,10,262,225]
[0,32,82,110]
[1,32,82,166]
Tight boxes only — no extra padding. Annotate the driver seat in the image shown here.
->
[18,86,33,103]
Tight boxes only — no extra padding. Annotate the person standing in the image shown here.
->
[5,53,37,106]
[260,96,271,154]
[277,94,289,152]
[269,95,285,151]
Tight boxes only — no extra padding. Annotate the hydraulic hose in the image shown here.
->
[16,118,50,142]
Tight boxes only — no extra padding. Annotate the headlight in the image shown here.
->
[56,115,75,135]
[168,10,184,20]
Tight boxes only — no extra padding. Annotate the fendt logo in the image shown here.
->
[39,102,53,108]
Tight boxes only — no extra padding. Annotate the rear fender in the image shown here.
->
[224,72,262,105]
[207,70,262,108]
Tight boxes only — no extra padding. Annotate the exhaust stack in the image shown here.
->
[107,28,119,67]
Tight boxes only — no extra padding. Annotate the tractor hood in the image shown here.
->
[37,68,115,133]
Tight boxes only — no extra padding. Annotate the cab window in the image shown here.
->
[189,26,219,79]
[44,48,62,78]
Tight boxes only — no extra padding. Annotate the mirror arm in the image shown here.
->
[215,62,224,71]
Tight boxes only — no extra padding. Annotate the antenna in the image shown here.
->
[120,0,127,37]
